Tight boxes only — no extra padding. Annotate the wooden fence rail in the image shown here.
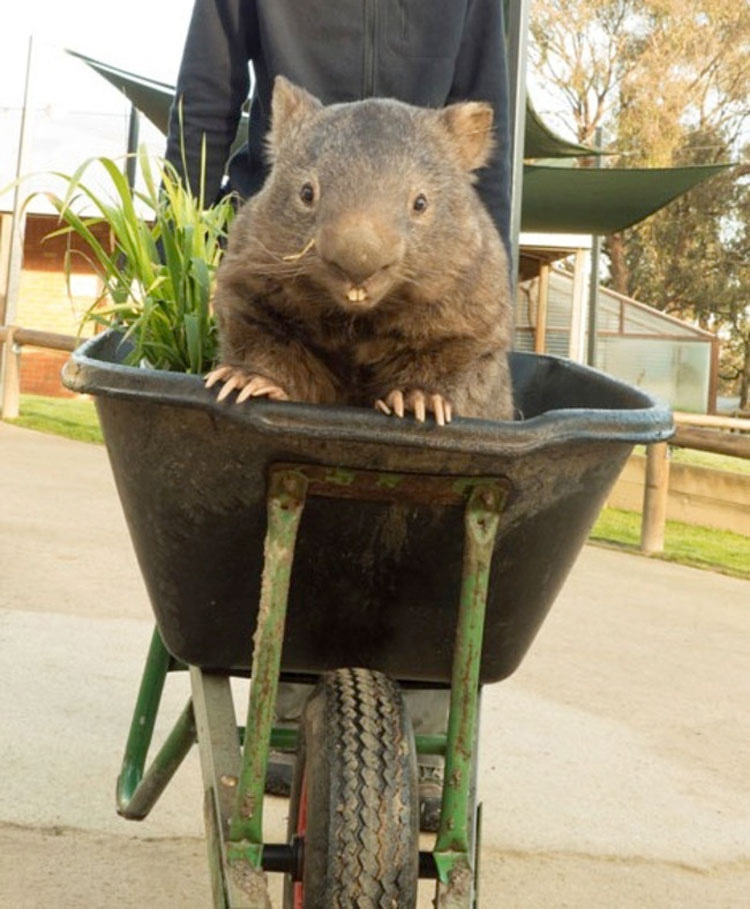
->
[0,324,80,419]
[635,412,748,553]
[672,425,750,460]
[2,323,748,554]
[673,411,750,432]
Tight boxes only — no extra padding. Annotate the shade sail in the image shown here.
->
[524,95,599,159]
[67,51,175,135]
[68,50,602,161]
[521,163,729,234]
[68,50,730,235]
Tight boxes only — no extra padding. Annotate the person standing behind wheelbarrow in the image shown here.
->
[166,0,512,833]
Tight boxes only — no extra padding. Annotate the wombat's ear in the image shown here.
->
[437,102,495,171]
[267,76,322,160]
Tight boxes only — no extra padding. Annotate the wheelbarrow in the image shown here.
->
[63,330,672,907]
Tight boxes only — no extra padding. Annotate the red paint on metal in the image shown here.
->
[293,768,308,909]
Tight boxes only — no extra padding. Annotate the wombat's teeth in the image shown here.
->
[346,287,368,303]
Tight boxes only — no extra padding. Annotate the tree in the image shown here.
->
[528,0,649,144]
[528,0,750,407]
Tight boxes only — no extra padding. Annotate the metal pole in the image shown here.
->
[1,35,35,417]
[3,35,35,327]
[569,248,587,362]
[506,0,531,291]
[125,104,140,189]
[534,262,550,354]
[0,214,12,326]
[586,127,603,367]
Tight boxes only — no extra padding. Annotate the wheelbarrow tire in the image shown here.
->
[284,667,419,908]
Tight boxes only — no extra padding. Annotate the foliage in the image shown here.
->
[530,0,750,153]
[529,0,750,406]
[529,0,651,144]
[28,147,235,374]
[621,129,750,403]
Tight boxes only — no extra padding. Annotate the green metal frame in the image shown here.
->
[116,628,196,820]
[434,484,504,905]
[226,468,308,869]
[116,462,507,908]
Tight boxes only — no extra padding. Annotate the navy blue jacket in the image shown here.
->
[166,0,511,248]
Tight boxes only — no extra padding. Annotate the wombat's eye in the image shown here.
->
[300,182,315,206]
[413,193,428,213]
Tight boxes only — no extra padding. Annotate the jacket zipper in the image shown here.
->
[363,0,377,97]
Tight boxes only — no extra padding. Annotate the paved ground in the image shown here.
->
[1,421,749,907]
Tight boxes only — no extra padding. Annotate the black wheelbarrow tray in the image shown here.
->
[63,329,672,908]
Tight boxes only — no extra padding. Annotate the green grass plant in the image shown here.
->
[591,506,750,580]
[633,444,750,476]
[669,446,750,476]
[26,144,234,374]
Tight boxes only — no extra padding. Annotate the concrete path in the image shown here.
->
[1,422,748,907]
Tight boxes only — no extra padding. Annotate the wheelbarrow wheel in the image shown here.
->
[283,667,419,908]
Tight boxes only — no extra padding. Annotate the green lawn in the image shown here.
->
[634,443,750,476]
[7,394,103,444]
[4,395,748,580]
[591,507,750,580]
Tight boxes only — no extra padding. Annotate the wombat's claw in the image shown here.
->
[374,389,452,426]
[235,376,289,402]
[204,366,289,403]
[204,365,235,389]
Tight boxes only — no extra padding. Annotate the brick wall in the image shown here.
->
[17,268,97,336]
[19,349,75,398]
[12,213,108,397]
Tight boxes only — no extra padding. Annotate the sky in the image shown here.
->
[0,0,197,210]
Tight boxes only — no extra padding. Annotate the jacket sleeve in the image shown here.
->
[165,0,258,203]
[449,0,512,254]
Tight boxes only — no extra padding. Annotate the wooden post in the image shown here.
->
[534,262,550,354]
[641,442,670,554]
[1,325,21,419]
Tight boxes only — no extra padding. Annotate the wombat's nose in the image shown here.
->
[318,217,404,285]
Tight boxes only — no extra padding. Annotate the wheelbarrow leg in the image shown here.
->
[116,627,197,820]
[189,667,259,909]
[190,468,309,907]
[433,483,503,907]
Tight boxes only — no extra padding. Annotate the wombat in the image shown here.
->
[206,76,514,425]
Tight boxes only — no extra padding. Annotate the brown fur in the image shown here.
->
[211,76,514,421]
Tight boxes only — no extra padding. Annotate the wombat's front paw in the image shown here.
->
[205,365,289,403]
[374,389,453,426]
